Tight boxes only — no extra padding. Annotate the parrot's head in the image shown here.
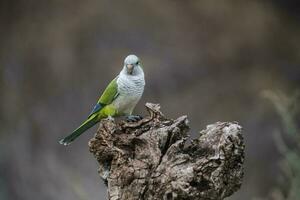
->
[123,54,143,75]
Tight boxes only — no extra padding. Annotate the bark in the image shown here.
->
[89,103,244,200]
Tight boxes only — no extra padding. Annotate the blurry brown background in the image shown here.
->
[0,0,300,200]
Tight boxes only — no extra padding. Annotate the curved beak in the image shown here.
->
[126,64,133,74]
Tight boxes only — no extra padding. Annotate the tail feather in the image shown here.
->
[59,116,98,146]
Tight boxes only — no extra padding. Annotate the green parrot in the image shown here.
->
[59,54,145,145]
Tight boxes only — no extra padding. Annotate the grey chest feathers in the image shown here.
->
[112,74,145,115]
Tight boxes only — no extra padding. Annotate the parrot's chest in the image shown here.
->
[113,75,145,115]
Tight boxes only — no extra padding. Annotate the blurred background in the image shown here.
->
[0,0,299,200]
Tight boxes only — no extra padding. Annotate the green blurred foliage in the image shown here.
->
[262,91,300,200]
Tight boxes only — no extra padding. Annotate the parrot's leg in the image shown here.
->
[107,116,115,121]
[126,115,143,122]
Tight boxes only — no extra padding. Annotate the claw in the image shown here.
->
[126,115,143,122]
[107,116,114,121]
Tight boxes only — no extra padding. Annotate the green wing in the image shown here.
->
[88,77,119,118]
[98,76,119,105]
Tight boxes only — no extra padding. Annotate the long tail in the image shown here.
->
[59,115,98,146]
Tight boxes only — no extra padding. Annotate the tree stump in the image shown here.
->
[89,103,244,200]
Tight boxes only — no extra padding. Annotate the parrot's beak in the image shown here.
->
[126,64,134,74]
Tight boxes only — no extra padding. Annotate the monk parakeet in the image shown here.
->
[59,54,145,145]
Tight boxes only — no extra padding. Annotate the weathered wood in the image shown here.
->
[89,103,244,200]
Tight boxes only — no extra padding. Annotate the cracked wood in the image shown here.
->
[89,103,244,200]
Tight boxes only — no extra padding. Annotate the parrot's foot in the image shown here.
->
[107,116,115,121]
[126,115,143,122]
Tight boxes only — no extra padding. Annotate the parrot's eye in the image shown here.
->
[136,61,139,65]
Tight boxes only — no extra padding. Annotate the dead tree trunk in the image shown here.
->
[89,103,244,200]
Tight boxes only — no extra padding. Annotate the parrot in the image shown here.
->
[59,54,145,145]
